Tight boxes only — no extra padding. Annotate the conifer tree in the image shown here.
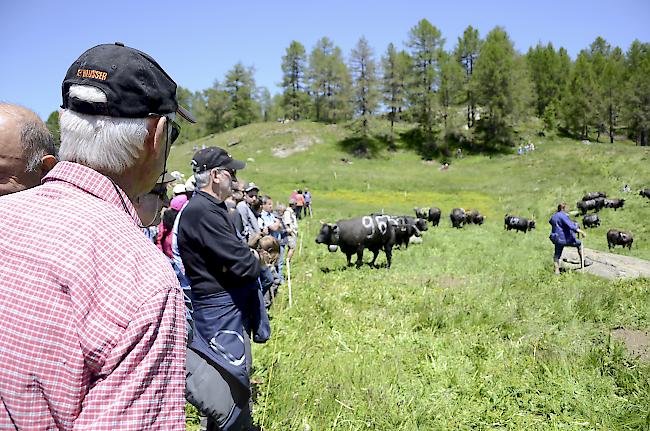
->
[381,44,411,144]
[281,41,309,120]
[455,26,480,128]
[223,62,260,128]
[308,37,352,123]
[562,51,596,138]
[350,36,380,138]
[406,19,444,152]
[623,40,650,146]
[473,27,531,146]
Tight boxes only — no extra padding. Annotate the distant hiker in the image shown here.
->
[304,187,312,217]
[623,184,631,193]
[295,189,305,219]
[455,148,463,158]
[549,202,587,274]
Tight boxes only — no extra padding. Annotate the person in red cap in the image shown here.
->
[0,43,194,430]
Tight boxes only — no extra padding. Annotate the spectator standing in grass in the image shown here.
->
[294,189,305,219]
[303,187,312,217]
[0,43,194,429]
[178,147,269,430]
[283,199,298,262]
[0,103,58,197]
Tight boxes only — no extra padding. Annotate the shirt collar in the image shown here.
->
[196,190,225,206]
[42,161,142,226]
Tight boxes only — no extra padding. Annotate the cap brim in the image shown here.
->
[177,105,196,123]
[225,159,246,170]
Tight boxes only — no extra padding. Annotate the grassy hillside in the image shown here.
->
[176,121,650,430]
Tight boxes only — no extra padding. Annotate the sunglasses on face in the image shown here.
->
[168,118,180,144]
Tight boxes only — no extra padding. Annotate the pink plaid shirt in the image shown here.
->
[0,162,186,430]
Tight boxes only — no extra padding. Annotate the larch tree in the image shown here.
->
[406,19,445,153]
[623,40,650,146]
[223,62,260,129]
[381,43,411,146]
[562,50,596,139]
[454,25,480,128]
[350,36,380,138]
[281,41,309,120]
[308,37,352,123]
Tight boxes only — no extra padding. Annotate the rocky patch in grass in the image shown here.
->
[611,328,650,361]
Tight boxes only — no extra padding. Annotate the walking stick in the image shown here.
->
[287,259,292,307]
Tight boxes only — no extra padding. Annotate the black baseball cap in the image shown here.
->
[191,146,245,173]
[62,42,195,123]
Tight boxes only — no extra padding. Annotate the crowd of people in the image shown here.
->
[0,43,314,431]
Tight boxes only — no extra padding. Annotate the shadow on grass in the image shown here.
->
[337,135,384,158]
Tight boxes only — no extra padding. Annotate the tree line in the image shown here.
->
[47,19,650,155]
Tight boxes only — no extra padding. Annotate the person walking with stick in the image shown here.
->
[549,202,587,274]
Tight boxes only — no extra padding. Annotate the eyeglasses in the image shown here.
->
[216,168,237,179]
[167,118,181,144]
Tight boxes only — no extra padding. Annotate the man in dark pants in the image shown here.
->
[549,202,587,274]
[178,147,270,431]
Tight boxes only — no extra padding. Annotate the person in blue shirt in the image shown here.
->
[549,202,586,274]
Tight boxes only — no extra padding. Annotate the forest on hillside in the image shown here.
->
[47,19,650,157]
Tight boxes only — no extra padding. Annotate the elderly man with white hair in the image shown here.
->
[0,43,194,430]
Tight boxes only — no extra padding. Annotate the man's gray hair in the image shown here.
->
[0,103,57,172]
[194,170,212,189]
[58,85,151,174]
[21,119,57,172]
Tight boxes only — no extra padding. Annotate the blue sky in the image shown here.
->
[1,0,648,120]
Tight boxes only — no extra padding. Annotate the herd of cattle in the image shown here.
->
[315,188,650,268]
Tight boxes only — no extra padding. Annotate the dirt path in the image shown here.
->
[560,247,650,279]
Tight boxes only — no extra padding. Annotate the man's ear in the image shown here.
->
[150,116,167,157]
[40,155,57,174]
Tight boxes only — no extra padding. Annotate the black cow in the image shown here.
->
[504,215,535,233]
[428,207,441,226]
[607,229,634,250]
[414,208,428,220]
[582,213,601,228]
[640,189,650,200]
[315,215,395,268]
[371,213,420,249]
[576,198,605,214]
[466,209,485,225]
[604,198,625,210]
[582,192,606,201]
[450,208,466,228]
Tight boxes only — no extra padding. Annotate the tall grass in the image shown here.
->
[175,122,650,430]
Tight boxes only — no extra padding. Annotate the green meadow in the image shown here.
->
[176,121,650,430]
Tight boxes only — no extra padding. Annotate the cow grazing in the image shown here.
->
[466,209,485,225]
[604,198,625,210]
[414,207,428,220]
[428,207,441,226]
[371,213,420,249]
[504,214,535,233]
[576,198,604,214]
[315,215,396,268]
[450,208,466,228]
[582,213,601,228]
[607,229,634,250]
[414,207,442,227]
[582,192,606,201]
[640,189,650,200]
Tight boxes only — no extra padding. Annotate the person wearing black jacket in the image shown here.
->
[178,146,270,431]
